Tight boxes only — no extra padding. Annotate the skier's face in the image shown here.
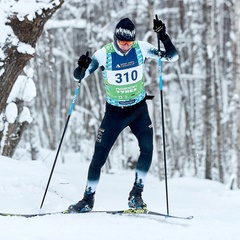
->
[117,40,134,53]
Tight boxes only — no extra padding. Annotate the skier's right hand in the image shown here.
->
[78,52,92,70]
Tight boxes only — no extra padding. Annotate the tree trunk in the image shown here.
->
[0,1,64,157]
[1,100,29,156]
[235,0,240,188]
[203,0,213,180]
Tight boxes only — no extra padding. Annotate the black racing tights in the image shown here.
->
[86,99,153,192]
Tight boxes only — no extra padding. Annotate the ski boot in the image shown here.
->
[128,184,147,209]
[68,191,95,213]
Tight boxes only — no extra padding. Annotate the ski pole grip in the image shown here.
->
[77,51,90,83]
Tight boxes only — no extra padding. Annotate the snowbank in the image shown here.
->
[0,155,239,240]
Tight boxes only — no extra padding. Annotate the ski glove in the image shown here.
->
[153,15,167,41]
[78,52,92,70]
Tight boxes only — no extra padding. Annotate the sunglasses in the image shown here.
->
[117,40,134,46]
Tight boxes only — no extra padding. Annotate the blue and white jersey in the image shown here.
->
[74,39,178,107]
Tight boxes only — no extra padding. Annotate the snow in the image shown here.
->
[0,0,61,74]
[17,42,35,55]
[19,106,33,123]
[0,155,239,240]
[5,102,18,124]
[5,73,36,124]
[2,0,61,21]
[7,75,36,103]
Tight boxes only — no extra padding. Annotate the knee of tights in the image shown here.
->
[138,131,153,154]
[91,144,110,169]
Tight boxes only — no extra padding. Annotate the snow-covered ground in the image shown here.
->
[0,154,239,240]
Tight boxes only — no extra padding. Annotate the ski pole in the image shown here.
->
[155,15,170,216]
[40,52,88,209]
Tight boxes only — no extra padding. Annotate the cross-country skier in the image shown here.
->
[68,16,179,213]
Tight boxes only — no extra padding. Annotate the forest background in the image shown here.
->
[0,0,240,189]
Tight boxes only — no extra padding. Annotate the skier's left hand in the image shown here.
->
[153,15,167,41]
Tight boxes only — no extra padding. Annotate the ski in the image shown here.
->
[109,209,193,220]
[0,208,193,220]
[93,209,193,220]
[0,210,69,218]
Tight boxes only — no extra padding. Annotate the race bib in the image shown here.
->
[106,65,143,86]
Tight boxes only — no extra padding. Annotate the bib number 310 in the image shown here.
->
[115,70,138,84]
[106,65,143,86]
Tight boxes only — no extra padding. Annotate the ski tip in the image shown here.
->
[62,210,70,214]
[165,214,194,220]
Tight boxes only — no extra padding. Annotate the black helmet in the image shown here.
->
[114,18,136,41]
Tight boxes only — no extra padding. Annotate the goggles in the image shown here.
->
[117,40,134,46]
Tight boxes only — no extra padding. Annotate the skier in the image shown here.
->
[68,16,178,213]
